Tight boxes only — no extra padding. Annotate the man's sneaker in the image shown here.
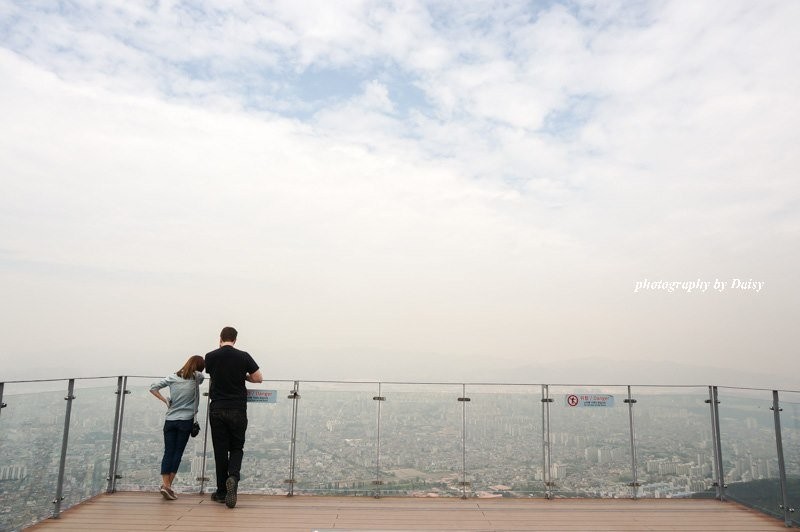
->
[165,487,177,500]
[210,491,227,503]
[225,476,238,508]
[159,485,172,500]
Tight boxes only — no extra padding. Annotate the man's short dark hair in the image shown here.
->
[220,326,238,342]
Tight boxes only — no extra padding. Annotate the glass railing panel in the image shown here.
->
[226,380,295,495]
[293,381,377,495]
[780,390,800,526]
[61,378,119,509]
[465,384,543,497]
[117,376,210,493]
[0,381,68,531]
[717,387,782,519]
[379,383,463,496]
[547,385,631,497]
[632,386,716,498]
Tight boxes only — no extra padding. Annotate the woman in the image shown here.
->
[149,355,205,500]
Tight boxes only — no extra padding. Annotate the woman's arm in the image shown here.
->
[150,375,175,407]
[150,388,169,407]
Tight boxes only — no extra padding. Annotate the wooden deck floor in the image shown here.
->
[26,492,788,531]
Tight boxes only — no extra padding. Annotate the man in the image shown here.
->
[204,326,262,508]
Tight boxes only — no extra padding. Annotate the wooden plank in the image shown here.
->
[24,492,789,531]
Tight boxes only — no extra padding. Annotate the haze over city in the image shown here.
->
[0,1,798,387]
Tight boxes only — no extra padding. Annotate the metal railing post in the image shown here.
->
[771,390,792,527]
[541,384,553,499]
[286,381,300,496]
[0,382,7,419]
[106,377,124,493]
[109,376,129,493]
[373,382,385,498]
[198,389,211,494]
[625,386,639,499]
[706,386,725,501]
[458,384,471,499]
[53,379,75,518]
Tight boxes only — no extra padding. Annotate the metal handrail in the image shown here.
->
[4,376,798,392]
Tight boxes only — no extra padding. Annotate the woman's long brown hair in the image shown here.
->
[177,355,205,380]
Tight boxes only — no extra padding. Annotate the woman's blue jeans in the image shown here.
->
[161,419,193,475]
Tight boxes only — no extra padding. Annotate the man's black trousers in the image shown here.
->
[209,408,248,494]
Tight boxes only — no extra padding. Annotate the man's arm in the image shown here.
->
[246,369,263,383]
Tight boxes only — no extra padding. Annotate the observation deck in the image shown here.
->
[24,492,789,531]
[1,377,797,531]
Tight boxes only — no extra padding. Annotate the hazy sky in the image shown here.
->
[1,1,798,386]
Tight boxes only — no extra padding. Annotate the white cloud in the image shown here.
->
[0,1,799,382]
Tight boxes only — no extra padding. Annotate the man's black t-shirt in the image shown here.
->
[205,345,259,410]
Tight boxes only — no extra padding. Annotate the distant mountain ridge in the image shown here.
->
[477,357,796,389]
[4,353,797,391]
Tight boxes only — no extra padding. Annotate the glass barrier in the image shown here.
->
[292,382,378,495]
[780,390,800,526]
[465,384,543,497]
[0,381,68,531]
[379,383,463,496]
[632,387,716,498]
[61,378,119,510]
[547,385,631,498]
[2,376,799,529]
[717,388,782,519]
[224,381,294,495]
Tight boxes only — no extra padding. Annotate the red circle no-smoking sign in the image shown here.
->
[567,394,579,407]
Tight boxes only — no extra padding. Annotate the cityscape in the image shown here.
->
[1,380,798,531]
